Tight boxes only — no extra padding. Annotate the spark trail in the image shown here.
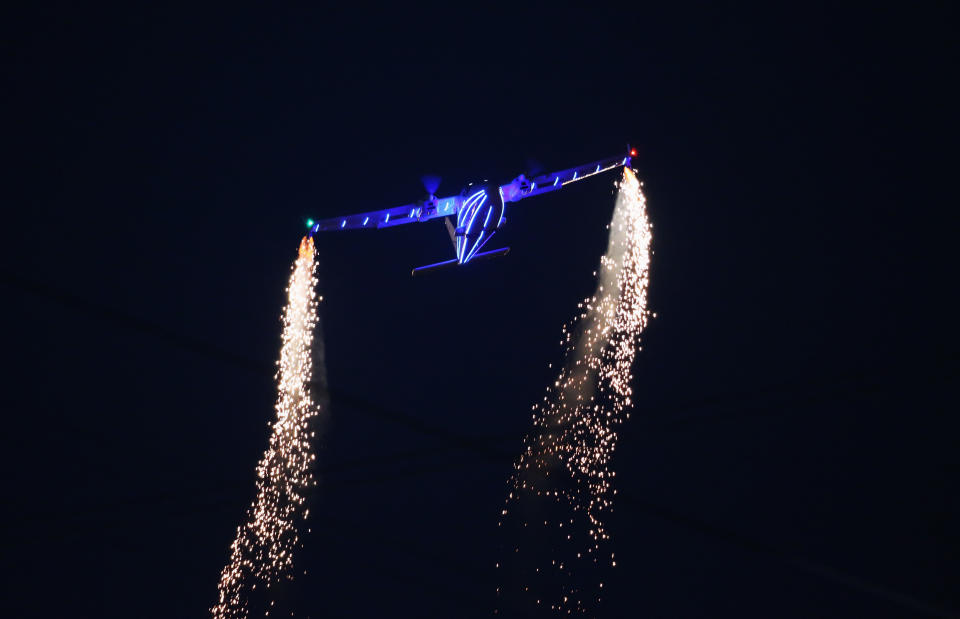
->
[213,236,324,618]
[497,168,652,615]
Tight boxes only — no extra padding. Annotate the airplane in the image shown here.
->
[306,147,637,276]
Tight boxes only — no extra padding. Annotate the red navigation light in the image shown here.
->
[629,148,637,157]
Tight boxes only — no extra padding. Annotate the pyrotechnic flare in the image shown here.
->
[497,168,652,615]
[213,236,323,618]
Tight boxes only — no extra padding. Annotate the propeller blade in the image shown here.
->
[525,157,544,177]
[421,174,441,196]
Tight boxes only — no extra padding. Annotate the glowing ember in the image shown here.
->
[213,236,322,618]
[497,168,652,615]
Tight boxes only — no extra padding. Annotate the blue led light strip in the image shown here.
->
[560,161,622,187]
[457,189,486,264]
[306,151,632,238]
[464,204,493,263]
[457,189,487,262]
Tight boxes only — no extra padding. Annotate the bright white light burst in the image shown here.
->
[213,236,321,618]
[497,168,652,615]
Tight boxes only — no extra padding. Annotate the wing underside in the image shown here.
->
[308,151,633,235]
[500,154,633,204]
[310,195,462,233]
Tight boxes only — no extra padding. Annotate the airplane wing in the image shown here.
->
[309,194,462,233]
[308,150,634,235]
[498,152,634,205]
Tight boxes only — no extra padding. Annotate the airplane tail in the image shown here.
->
[411,247,510,276]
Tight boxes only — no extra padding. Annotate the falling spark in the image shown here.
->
[497,168,652,615]
[213,236,323,618]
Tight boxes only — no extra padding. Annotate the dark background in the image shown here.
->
[2,3,956,617]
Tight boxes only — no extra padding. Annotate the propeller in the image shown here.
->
[524,157,544,177]
[420,174,441,197]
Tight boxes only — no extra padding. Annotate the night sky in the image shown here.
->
[3,4,956,618]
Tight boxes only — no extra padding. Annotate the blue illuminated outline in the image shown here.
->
[458,190,485,225]
[464,203,495,263]
[464,196,486,251]
[457,198,474,231]
[467,185,505,263]
[466,231,485,262]
[463,192,487,262]
[312,154,628,242]
[479,229,497,257]
[464,216,493,262]
[457,189,486,262]
[465,194,486,235]
[459,191,485,221]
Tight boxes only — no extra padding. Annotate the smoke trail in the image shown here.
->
[213,236,324,618]
[497,168,652,615]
